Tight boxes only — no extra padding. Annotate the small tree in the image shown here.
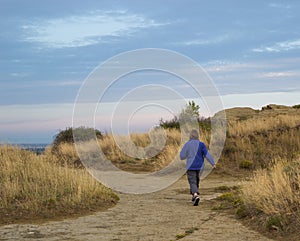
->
[159,101,201,129]
[179,101,200,121]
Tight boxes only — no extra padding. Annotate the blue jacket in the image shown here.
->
[180,139,215,170]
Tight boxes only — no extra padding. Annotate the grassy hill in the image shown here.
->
[217,104,300,174]
[222,104,299,120]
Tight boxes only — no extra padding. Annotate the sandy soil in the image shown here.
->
[0,174,273,241]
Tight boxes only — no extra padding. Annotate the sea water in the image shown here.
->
[15,143,48,155]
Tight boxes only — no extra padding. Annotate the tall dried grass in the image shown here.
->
[228,114,300,137]
[51,128,211,172]
[99,128,210,170]
[241,156,300,227]
[0,145,118,223]
[221,113,300,171]
[98,129,184,170]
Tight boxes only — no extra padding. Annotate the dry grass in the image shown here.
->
[99,128,210,171]
[220,109,300,173]
[50,128,211,172]
[240,156,300,233]
[241,157,300,216]
[50,142,80,167]
[98,128,184,171]
[0,145,118,225]
[228,114,300,137]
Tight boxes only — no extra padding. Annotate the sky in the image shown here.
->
[0,0,300,143]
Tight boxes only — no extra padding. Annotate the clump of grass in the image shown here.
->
[0,145,119,224]
[216,192,235,202]
[211,203,226,210]
[239,160,253,169]
[235,204,248,218]
[214,185,232,192]
[212,188,243,211]
[240,156,300,231]
[175,233,186,239]
[175,227,199,240]
[266,215,284,231]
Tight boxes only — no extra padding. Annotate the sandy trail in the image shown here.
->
[0,175,273,241]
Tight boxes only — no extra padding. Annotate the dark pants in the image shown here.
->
[187,170,201,195]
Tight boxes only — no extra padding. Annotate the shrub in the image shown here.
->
[53,126,101,144]
[198,117,211,131]
[159,116,180,129]
[52,126,102,155]
[159,101,211,131]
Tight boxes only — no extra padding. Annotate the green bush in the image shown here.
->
[159,116,180,129]
[292,104,300,109]
[159,101,211,130]
[52,127,102,154]
[266,215,283,230]
[198,118,211,131]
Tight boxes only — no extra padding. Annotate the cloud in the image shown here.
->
[253,39,300,53]
[21,10,165,48]
[203,60,260,73]
[42,80,82,87]
[269,3,291,9]
[10,72,29,77]
[258,71,299,78]
[204,62,240,72]
[202,58,300,78]
[12,80,81,88]
[200,58,300,95]
[178,34,231,46]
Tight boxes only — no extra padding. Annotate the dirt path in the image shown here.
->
[0,175,273,241]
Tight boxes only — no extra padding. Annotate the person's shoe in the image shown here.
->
[193,196,200,206]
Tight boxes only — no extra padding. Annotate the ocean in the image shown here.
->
[15,143,49,155]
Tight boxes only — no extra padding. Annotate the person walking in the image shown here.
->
[180,129,216,206]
